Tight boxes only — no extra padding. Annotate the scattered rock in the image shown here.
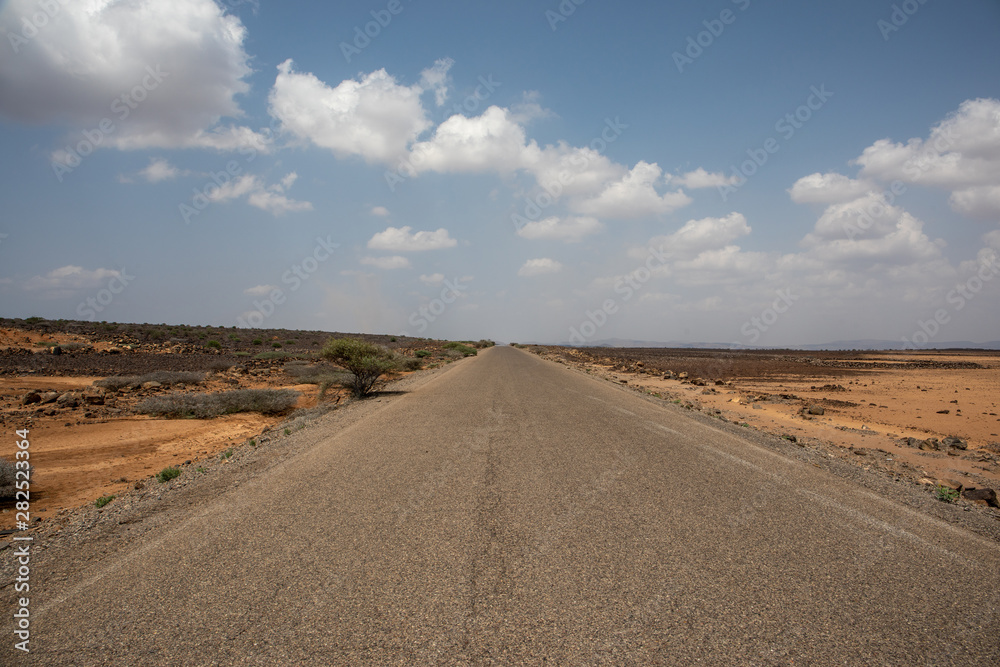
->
[56,393,80,409]
[678,372,689,380]
[807,405,825,416]
[919,438,940,451]
[50,345,62,355]
[943,436,967,450]
[39,391,59,404]
[141,381,162,390]
[961,488,999,508]
[83,391,105,406]
[936,410,950,415]
[21,392,41,405]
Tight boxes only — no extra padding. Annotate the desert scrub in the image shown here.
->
[321,337,398,397]
[137,388,300,419]
[94,494,115,508]
[443,341,477,357]
[156,466,181,483]
[206,340,221,349]
[414,350,432,358]
[95,371,205,391]
[0,458,32,500]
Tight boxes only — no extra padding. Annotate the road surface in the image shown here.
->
[14,346,1000,664]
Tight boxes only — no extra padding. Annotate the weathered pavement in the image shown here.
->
[12,346,1000,664]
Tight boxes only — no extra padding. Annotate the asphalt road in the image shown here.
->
[17,346,1000,664]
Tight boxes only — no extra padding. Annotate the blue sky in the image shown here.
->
[1,0,999,346]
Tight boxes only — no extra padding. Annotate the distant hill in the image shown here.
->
[559,338,1000,351]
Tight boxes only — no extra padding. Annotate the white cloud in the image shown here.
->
[419,58,454,107]
[575,161,691,219]
[269,60,430,163]
[361,255,411,270]
[518,258,563,277]
[509,91,555,124]
[670,168,740,190]
[646,213,751,257]
[22,265,120,298]
[0,0,268,152]
[419,273,445,284]
[206,172,312,215]
[367,226,457,252]
[788,172,875,204]
[244,284,276,297]
[516,216,603,243]
[370,206,391,217]
[408,106,539,174]
[140,158,181,183]
[852,98,1000,189]
[949,185,1000,219]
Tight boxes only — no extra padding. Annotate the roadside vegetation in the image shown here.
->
[95,371,206,391]
[136,388,300,419]
[321,338,399,398]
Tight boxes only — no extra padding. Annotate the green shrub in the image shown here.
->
[206,340,221,349]
[414,350,432,358]
[137,389,300,419]
[272,342,282,348]
[95,494,115,508]
[321,337,398,397]
[228,333,240,341]
[252,338,263,345]
[24,316,44,325]
[156,467,181,483]
[935,485,960,503]
[220,448,233,460]
[389,336,397,342]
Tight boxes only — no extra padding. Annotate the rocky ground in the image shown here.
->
[526,345,1000,523]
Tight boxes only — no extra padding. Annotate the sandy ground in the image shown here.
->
[545,348,1000,496]
[0,374,334,530]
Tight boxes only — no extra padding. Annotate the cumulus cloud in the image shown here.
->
[269,60,430,163]
[647,213,751,257]
[139,158,181,183]
[516,216,603,243]
[367,226,457,252]
[949,185,1000,219]
[361,255,411,270]
[370,206,391,217]
[575,161,691,219]
[0,0,268,152]
[518,258,563,277]
[22,265,120,298]
[408,106,538,174]
[788,172,875,204]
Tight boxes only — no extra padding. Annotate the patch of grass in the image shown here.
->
[206,340,222,349]
[284,428,291,436]
[252,338,264,345]
[95,371,205,391]
[249,439,256,447]
[233,351,251,357]
[285,339,296,345]
[220,448,233,460]
[95,494,116,508]
[255,350,315,360]
[136,388,300,419]
[272,342,282,348]
[34,341,58,348]
[228,333,240,341]
[935,485,960,503]
[196,466,207,473]
[389,336,397,342]
[156,466,181,483]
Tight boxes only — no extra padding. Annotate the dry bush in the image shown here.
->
[95,371,206,391]
[136,389,299,419]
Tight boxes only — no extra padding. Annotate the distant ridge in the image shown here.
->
[557,337,1000,351]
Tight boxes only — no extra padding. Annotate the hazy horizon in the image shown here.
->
[2,1,999,348]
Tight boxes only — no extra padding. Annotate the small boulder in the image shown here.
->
[83,390,105,406]
[21,392,42,405]
[962,488,999,508]
[39,392,59,405]
[919,438,940,451]
[678,372,689,380]
[56,393,80,409]
[141,381,162,390]
[943,436,967,450]
[807,405,825,416]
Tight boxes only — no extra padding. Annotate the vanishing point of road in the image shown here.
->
[18,346,1000,664]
